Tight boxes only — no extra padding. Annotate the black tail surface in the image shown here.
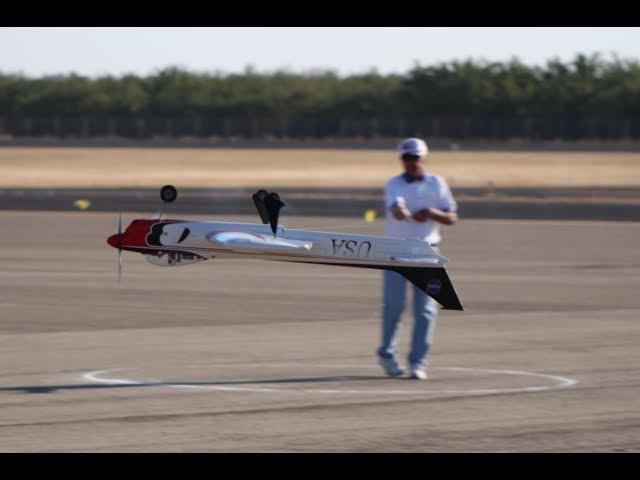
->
[392,266,464,310]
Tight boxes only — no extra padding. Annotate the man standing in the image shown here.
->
[377,138,458,380]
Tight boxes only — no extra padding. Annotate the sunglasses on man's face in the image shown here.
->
[402,154,422,162]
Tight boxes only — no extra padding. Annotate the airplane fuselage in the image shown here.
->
[107,218,463,310]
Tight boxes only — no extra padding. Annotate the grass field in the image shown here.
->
[0,148,638,188]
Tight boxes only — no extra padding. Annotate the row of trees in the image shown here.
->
[0,54,639,119]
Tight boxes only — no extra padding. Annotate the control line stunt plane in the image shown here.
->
[107,186,463,310]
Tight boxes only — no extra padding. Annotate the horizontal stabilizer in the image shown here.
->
[392,266,464,311]
[391,256,442,265]
[208,231,312,253]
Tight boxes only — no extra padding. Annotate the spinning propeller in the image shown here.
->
[109,185,178,282]
[116,210,122,282]
[106,210,124,282]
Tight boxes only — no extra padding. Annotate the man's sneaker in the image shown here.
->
[409,364,428,380]
[378,356,405,377]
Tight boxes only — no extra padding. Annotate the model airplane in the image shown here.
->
[107,186,463,310]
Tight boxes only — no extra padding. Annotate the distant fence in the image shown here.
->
[0,116,638,141]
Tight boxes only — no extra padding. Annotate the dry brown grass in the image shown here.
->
[0,147,638,188]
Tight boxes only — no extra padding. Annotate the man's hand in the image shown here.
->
[412,208,458,225]
[391,202,412,220]
[411,208,432,222]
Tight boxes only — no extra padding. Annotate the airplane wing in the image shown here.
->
[207,231,313,253]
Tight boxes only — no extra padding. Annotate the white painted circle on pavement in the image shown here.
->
[82,363,578,397]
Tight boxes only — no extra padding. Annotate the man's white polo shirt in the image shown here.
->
[384,172,457,245]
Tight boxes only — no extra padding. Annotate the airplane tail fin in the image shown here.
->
[391,266,464,311]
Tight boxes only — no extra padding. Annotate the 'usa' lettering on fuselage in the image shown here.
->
[330,239,372,257]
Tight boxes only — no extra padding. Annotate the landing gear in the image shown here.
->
[160,185,178,203]
[252,189,285,236]
[252,189,270,224]
[158,185,178,220]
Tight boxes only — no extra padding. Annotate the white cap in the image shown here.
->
[398,137,428,157]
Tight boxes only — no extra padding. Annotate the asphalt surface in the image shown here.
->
[1,186,639,221]
[1,211,639,451]
[4,138,640,151]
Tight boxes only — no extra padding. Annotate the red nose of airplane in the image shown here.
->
[107,219,160,251]
[107,233,122,249]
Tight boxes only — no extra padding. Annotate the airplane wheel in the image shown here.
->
[255,189,269,202]
[161,185,178,203]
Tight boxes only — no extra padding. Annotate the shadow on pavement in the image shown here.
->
[0,375,386,394]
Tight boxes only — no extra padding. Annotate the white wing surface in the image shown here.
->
[207,231,313,253]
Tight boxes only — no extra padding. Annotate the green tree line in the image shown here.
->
[1,54,639,119]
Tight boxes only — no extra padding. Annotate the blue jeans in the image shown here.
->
[377,269,439,366]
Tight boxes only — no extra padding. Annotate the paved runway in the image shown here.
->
[2,186,639,221]
[1,211,639,451]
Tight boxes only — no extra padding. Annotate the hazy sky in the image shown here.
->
[2,27,639,77]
